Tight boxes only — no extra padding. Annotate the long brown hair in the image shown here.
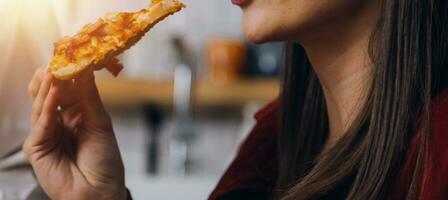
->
[277,0,448,199]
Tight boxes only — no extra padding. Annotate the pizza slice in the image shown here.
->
[49,0,185,80]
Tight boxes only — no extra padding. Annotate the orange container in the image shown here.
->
[206,38,246,81]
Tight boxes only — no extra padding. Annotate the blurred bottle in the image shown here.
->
[170,36,197,175]
[205,38,246,82]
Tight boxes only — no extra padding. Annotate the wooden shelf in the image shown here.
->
[96,78,280,108]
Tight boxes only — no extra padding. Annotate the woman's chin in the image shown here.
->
[242,12,287,44]
[244,31,267,44]
[243,21,272,44]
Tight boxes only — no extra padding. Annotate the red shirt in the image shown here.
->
[209,90,448,200]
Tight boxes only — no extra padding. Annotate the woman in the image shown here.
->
[24,0,448,199]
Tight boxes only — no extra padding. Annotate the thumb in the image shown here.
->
[74,69,110,127]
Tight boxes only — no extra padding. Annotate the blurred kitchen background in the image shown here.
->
[0,0,282,199]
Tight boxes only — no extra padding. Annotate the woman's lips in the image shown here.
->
[231,0,247,6]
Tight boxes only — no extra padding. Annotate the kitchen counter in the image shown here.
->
[97,78,280,108]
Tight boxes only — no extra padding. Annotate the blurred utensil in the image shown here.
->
[142,104,164,175]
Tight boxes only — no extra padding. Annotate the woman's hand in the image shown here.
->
[23,68,127,200]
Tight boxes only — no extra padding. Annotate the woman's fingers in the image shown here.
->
[54,79,82,130]
[35,84,59,137]
[28,67,46,101]
[24,79,60,160]
[57,79,79,108]
[32,73,53,124]
[74,69,111,128]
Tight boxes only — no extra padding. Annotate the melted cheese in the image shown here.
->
[50,0,185,80]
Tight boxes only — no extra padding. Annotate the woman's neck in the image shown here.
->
[297,1,379,153]
[310,39,373,152]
